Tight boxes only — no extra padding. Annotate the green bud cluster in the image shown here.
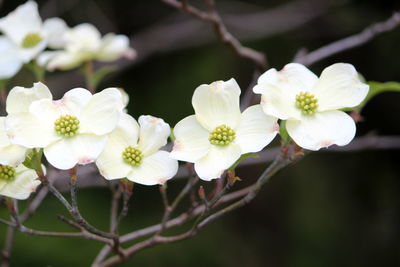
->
[0,165,16,182]
[21,33,42,48]
[54,115,80,137]
[209,125,236,146]
[295,91,319,115]
[122,146,143,166]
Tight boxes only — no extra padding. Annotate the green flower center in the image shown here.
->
[122,146,143,167]
[209,125,236,146]
[21,33,43,48]
[54,115,80,137]
[295,91,319,115]
[0,165,16,182]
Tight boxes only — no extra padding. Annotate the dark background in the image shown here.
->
[1,0,400,266]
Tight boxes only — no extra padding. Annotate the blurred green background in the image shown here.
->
[1,0,400,266]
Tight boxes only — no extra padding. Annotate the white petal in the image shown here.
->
[170,115,210,163]
[16,40,47,63]
[97,34,136,61]
[42,17,69,49]
[313,63,369,111]
[192,78,241,131]
[96,114,140,180]
[79,88,122,135]
[45,51,83,70]
[235,105,278,154]
[6,113,59,148]
[127,151,178,186]
[0,165,40,200]
[253,63,318,120]
[194,144,242,181]
[64,23,101,53]
[0,1,42,45]
[0,37,23,79]
[6,82,52,114]
[44,134,107,170]
[0,117,10,147]
[0,145,28,167]
[137,115,170,156]
[286,110,356,151]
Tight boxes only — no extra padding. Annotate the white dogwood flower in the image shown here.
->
[0,117,28,167]
[0,1,69,78]
[170,78,278,181]
[0,163,40,200]
[96,114,178,186]
[6,87,123,170]
[253,63,369,151]
[39,23,136,71]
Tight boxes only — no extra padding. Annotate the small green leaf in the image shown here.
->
[342,81,400,112]
[279,120,291,146]
[23,148,43,172]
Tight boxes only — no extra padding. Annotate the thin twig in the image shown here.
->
[295,12,400,66]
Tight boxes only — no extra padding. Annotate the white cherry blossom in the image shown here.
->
[39,23,136,71]
[0,1,69,78]
[253,63,369,151]
[0,163,41,200]
[6,87,123,170]
[170,78,278,181]
[96,114,178,186]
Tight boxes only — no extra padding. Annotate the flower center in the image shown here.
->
[122,146,143,167]
[295,91,319,115]
[54,115,80,137]
[0,165,16,182]
[209,125,236,146]
[21,33,43,48]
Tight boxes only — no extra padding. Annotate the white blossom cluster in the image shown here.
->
[0,2,369,201]
[0,1,135,79]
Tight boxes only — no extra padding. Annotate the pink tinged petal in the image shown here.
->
[127,151,178,186]
[6,82,52,114]
[286,110,356,151]
[97,34,136,61]
[79,88,122,135]
[194,144,242,181]
[192,78,241,131]
[313,63,369,111]
[0,165,40,200]
[170,115,210,163]
[44,134,108,170]
[253,63,318,120]
[0,1,42,45]
[0,37,23,79]
[5,113,59,148]
[137,115,170,156]
[235,105,279,154]
[96,114,139,180]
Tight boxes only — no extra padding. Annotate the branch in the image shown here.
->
[161,0,267,70]
[295,11,400,66]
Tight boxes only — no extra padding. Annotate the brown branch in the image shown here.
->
[161,0,267,70]
[295,11,400,66]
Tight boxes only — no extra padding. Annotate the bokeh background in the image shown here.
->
[1,0,400,266]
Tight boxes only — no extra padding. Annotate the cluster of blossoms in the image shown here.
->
[0,3,369,202]
[0,1,135,79]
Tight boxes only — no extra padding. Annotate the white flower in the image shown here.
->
[6,87,123,170]
[0,163,41,200]
[253,63,369,151]
[0,1,69,78]
[38,23,136,71]
[170,78,278,181]
[0,117,28,167]
[96,114,178,186]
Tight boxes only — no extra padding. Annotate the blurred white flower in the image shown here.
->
[6,82,52,114]
[0,163,40,200]
[96,114,178,186]
[6,87,123,170]
[0,117,28,167]
[39,23,136,71]
[253,63,369,151]
[0,1,69,79]
[170,78,278,181]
